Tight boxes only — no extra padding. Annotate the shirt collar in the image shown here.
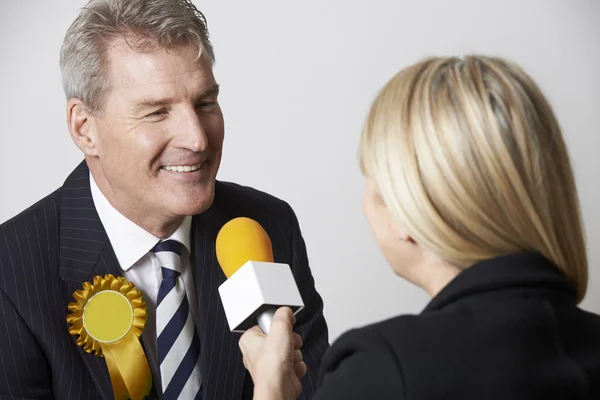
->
[89,172,192,271]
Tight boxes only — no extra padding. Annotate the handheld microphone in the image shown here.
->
[216,217,304,333]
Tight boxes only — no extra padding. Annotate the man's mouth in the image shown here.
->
[161,163,203,172]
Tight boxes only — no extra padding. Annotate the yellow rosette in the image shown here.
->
[67,274,152,400]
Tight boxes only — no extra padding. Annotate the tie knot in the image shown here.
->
[153,239,183,275]
[153,239,182,255]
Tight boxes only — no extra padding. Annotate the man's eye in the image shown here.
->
[146,109,167,118]
[196,102,216,109]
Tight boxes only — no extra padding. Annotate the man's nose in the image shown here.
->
[176,109,209,152]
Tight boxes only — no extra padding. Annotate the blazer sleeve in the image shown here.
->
[0,288,53,399]
[313,327,405,400]
[285,204,330,400]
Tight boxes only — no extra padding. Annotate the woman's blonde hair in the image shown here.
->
[360,55,588,302]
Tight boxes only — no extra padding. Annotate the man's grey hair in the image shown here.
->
[59,0,215,114]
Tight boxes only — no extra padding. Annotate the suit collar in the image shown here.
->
[58,161,129,400]
[424,252,577,312]
[58,160,122,283]
[88,171,192,271]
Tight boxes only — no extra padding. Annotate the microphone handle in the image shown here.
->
[257,307,277,334]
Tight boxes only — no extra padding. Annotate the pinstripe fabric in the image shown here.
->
[0,160,329,399]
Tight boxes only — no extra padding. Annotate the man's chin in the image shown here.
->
[169,193,215,217]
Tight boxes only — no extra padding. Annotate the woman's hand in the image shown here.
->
[239,307,307,400]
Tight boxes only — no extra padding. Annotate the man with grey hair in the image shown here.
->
[0,0,328,399]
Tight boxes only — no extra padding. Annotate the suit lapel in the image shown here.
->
[192,183,249,400]
[61,250,122,400]
[58,161,130,400]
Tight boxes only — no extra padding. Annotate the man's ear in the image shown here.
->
[67,98,99,156]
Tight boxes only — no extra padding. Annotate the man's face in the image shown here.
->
[87,39,224,227]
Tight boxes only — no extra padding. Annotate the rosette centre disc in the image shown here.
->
[83,291,133,343]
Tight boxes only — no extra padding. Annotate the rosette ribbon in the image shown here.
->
[67,274,152,400]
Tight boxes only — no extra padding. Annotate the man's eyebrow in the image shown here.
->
[192,84,220,104]
[197,84,220,100]
[131,84,220,113]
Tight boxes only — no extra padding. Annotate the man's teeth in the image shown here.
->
[162,164,202,172]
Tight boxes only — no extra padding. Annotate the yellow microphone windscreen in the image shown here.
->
[215,217,274,278]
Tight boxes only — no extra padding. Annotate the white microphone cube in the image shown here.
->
[218,261,305,332]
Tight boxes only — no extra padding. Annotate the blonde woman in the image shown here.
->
[239,55,600,400]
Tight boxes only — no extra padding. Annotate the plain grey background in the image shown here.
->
[0,0,598,341]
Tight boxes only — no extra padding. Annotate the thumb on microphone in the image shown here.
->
[270,306,296,338]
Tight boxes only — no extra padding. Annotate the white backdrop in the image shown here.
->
[1,0,598,341]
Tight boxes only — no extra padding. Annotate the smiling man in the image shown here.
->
[0,1,328,399]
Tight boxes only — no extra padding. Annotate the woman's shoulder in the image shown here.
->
[327,314,424,355]
[314,311,466,399]
[314,316,420,399]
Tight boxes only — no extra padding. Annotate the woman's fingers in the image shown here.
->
[294,361,307,379]
[293,332,303,349]
[293,375,303,399]
[293,349,303,363]
[237,306,306,399]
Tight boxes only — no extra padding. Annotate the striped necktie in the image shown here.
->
[153,240,203,400]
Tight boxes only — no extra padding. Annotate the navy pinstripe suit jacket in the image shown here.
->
[0,161,329,399]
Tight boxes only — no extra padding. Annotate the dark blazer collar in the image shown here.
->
[424,252,577,312]
[58,160,122,283]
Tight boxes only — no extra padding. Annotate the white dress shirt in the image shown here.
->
[89,172,199,395]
